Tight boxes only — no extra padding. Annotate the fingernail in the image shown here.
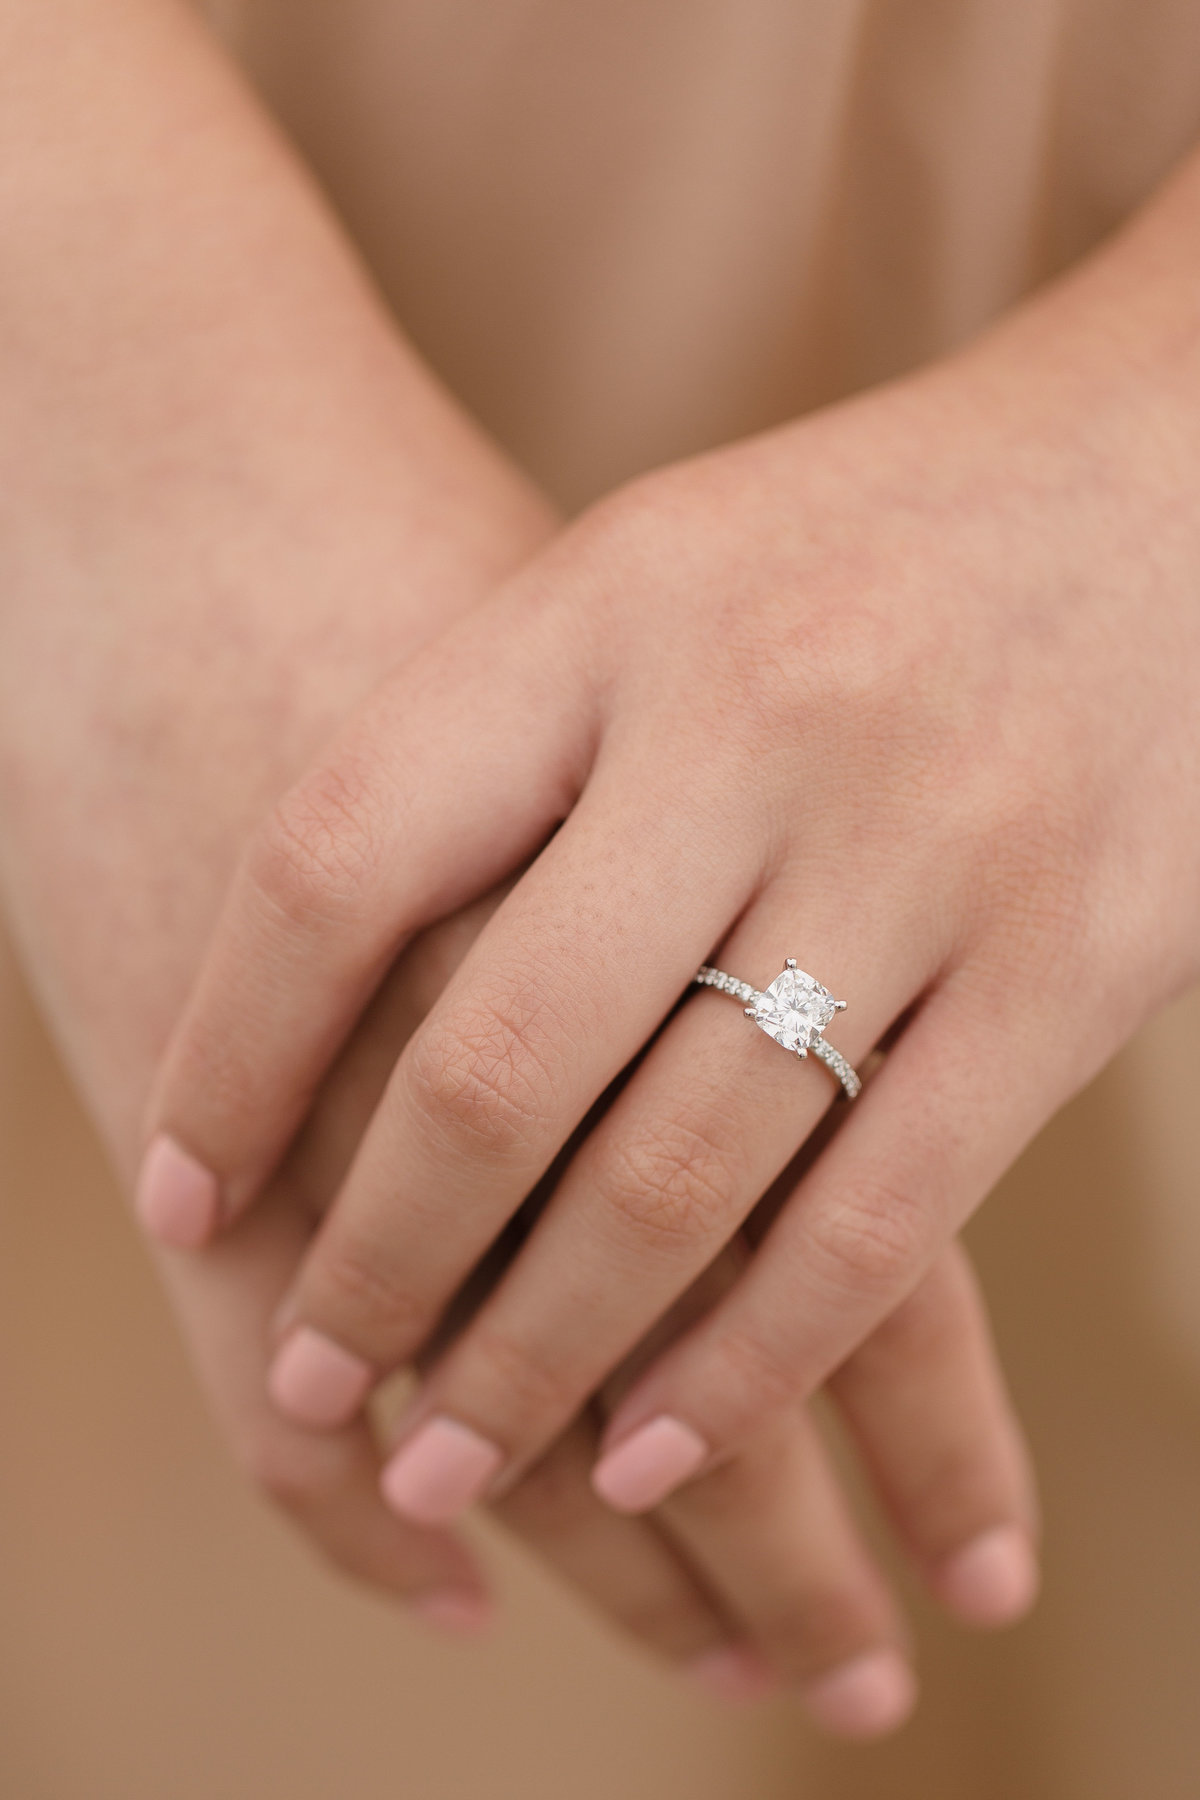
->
[267,1326,374,1429]
[686,1644,779,1704]
[410,1588,494,1637]
[802,1649,917,1739]
[135,1134,220,1249]
[938,1525,1040,1627]
[381,1416,504,1525]
[591,1416,708,1513]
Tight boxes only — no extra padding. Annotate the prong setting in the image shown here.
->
[693,960,860,1099]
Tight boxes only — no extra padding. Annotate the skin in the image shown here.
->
[151,118,1200,1587]
[0,0,1036,1739]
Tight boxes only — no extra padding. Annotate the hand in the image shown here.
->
[0,0,1035,1737]
[245,895,1038,1734]
[147,149,1200,1545]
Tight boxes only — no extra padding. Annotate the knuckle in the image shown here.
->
[462,1321,581,1431]
[408,1004,551,1161]
[709,1322,802,1414]
[312,1234,428,1350]
[599,1114,738,1254]
[736,600,903,738]
[804,1175,931,1301]
[247,755,387,929]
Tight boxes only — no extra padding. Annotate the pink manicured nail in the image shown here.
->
[802,1649,917,1739]
[938,1525,1040,1627]
[135,1134,220,1249]
[591,1416,708,1513]
[381,1417,504,1525]
[686,1644,779,1704]
[410,1588,494,1637]
[267,1326,373,1429]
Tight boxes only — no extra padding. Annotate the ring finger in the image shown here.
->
[366,883,930,1520]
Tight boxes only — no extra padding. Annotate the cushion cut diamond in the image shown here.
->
[751,965,838,1055]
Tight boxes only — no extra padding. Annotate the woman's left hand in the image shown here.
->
[144,159,1200,1522]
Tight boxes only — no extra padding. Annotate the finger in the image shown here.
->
[163,1175,751,1660]
[592,975,1065,1508]
[370,886,924,1518]
[280,886,517,1225]
[828,1241,1040,1629]
[489,1414,740,1667]
[155,1185,492,1628]
[655,1408,916,1738]
[167,893,753,1669]
[265,764,759,1437]
[492,1233,895,1712]
[137,596,593,1246]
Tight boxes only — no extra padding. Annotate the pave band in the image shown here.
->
[695,960,862,1099]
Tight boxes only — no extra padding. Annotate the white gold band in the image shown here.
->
[695,961,862,1099]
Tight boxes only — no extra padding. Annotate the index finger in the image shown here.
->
[264,759,757,1436]
[137,600,591,1247]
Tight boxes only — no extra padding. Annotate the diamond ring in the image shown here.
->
[694,959,861,1099]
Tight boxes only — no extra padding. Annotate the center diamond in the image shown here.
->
[752,965,837,1055]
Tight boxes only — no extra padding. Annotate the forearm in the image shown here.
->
[902,138,1200,525]
[0,0,555,1169]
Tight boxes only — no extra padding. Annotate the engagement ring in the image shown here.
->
[694,959,861,1098]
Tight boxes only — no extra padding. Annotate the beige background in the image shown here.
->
[5,3,1200,1793]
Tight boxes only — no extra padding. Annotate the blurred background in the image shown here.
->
[6,3,1200,1792]
[5,919,1200,1800]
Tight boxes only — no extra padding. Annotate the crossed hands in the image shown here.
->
[4,3,1199,1750]
[131,238,1200,1735]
